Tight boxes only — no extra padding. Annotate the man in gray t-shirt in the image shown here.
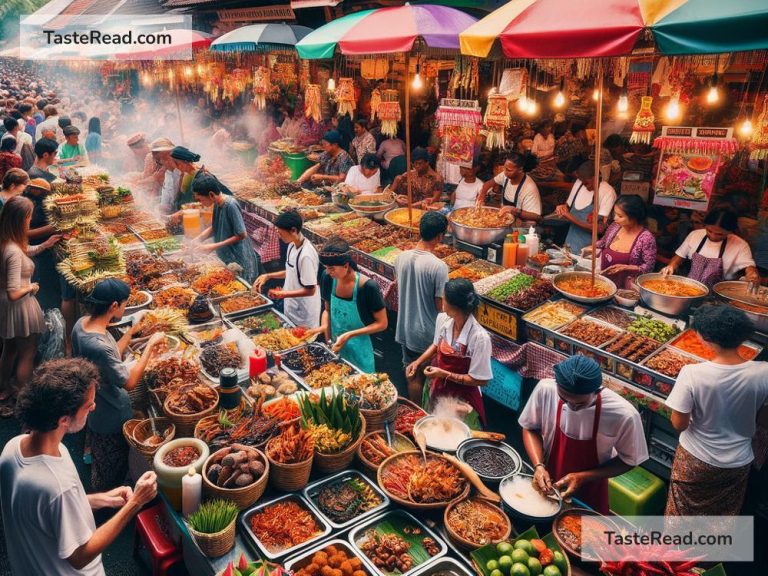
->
[395,211,449,403]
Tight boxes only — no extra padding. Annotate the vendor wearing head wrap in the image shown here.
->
[518,356,648,513]
[170,145,202,209]
[296,130,354,187]
[190,173,261,283]
[315,238,387,373]
[391,147,443,207]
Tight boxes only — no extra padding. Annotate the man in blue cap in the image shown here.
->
[518,355,647,513]
[296,130,354,186]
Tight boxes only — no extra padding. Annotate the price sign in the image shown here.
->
[484,359,522,411]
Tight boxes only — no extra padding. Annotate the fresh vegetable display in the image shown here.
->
[626,315,680,342]
[206,444,267,489]
[188,499,239,534]
[300,389,362,454]
[485,274,536,302]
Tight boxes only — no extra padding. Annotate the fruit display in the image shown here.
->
[206,445,267,489]
[471,533,569,576]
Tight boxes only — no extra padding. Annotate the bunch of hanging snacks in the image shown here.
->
[305,84,322,123]
[629,96,656,145]
[337,78,356,117]
[370,88,382,122]
[484,94,510,150]
[379,89,401,138]
[252,66,271,110]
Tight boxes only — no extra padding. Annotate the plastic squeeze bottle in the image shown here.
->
[517,234,530,265]
[527,226,539,258]
[182,467,202,517]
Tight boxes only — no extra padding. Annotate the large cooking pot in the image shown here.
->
[448,207,512,246]
[552,271,617,304]
[636,273,709,316]
[713,281,768,333]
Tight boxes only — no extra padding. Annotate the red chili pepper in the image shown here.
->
[659,561,675,575]
[635,562,666,575]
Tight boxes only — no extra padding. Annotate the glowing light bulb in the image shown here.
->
[327,77,336,91]
[617,93,629,113]
[167,69,174,81]
[706,85,719,104]
[739,118,753,137]
[184,66,193,77]
[592,89,600,102]
[411,73,423,90]
[526,99,538,116]
[665,97,680,121]
[517,95,528,112]
[554,91,565,108]
[196,64,204,75]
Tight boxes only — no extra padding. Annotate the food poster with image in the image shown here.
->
[653,126,738,211]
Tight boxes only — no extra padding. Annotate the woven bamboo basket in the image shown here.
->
[163,388,219,437]
[265,439,314,492]
[127,380,148,412]
[360,398,397,433]
[130,417,176,460]
[188,517,236,558]
[122,419,141,447]
[444,497,512,552]
[313,414,366,474]
[395,396,428,438]
[356,430,415,478]
[202,447,269,509]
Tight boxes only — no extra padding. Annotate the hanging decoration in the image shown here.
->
[629,96,656,145]
[378,89,402,138]
[252,66,271,110]
[370,88,382,121]
[435,98,481,165]
[336,77,356,117]
[304,84,322,122]
[750,94,768,160]
[222,68,251,102]
[483,94,510,149]
[498,68,527,100]
[272,60,297,88]
[360,59,389,80]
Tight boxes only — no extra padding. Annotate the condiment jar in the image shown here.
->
[218,367,241,410]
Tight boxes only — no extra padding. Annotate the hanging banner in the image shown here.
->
[653,126,737,211]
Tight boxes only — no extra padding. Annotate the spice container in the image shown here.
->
[218,367,241,410]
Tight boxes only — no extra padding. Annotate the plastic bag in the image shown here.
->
[36,308,66,364]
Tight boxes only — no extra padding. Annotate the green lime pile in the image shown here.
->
[484,539,567,576]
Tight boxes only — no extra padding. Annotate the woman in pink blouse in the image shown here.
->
[583,195,657,289]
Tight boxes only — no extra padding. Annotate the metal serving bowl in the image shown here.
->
[448,207,512,246]
[713,281,768,333]
[553,271,617,304]
[636,273,709,316]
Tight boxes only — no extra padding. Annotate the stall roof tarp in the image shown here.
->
[296,4,477,59]
[210,23,312,52]
[460,0,768,58]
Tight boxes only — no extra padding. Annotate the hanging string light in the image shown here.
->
[665,93,681,121]
[411,63,423,90]
[554,78,565,108]
[706,55,720,104]
[736,72,753,137]
[617,84,629,114]
[592,88,600,102]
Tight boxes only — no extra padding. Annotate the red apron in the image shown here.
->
[689,235,727,288]
[547,392,609,514]
[430,337,487,427]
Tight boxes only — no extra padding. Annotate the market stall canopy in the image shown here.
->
[295,4,478,59]
[460,0,768,58]
[651,0,768,55]
[116,29,212,60]
[210,23,313,53]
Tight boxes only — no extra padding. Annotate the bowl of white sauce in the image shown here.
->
[499,473,562,524]
[413,416,471,453]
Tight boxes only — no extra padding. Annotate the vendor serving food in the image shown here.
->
[660,207,759,288]
[519,356,648,513]
[391,147,443,206]
[296,130,354,186]
[476,152,541,221]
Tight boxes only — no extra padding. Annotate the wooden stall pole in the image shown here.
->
[175,80,186,145]
[592,62,604,286]
[405,52,413,228]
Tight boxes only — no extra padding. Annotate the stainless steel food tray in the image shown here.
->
[303,469,390,530]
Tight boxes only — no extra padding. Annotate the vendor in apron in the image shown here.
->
[191,173,261,283]
[476,152,542,223]
[519,356,648,514]
[407,279,492,430]
[253,210,321,328]
[555,161,616,254]
[317,239,388,373]
[661,207,760,288]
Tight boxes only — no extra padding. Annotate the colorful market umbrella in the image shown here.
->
[460,0,768,58]
[296,4,478,59]
[210,23,312,53]
[116,30,212,60]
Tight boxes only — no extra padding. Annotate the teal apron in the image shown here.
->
[564,182,595,253]
[331,274,376,373]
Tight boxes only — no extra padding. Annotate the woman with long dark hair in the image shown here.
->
[407,278,493,429]
[85,116,102,162]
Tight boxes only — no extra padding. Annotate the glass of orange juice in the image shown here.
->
[182,209,201,238]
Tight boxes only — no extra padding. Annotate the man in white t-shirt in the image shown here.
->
[664,305,768,516]
[0,359,158,576]
[555,161,617,253]
[519,356,647,513]
[476,153,541,221]
[253,210,321,329]
[344,153,381,194]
